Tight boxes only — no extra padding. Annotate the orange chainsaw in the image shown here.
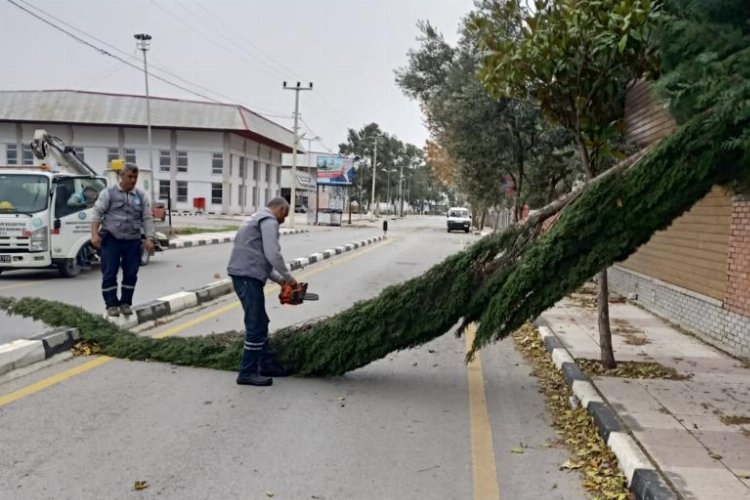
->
[279,282,319,305]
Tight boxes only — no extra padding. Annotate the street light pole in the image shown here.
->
[283,81,313,228]
[370,140,378,220]
[134,33,155,204]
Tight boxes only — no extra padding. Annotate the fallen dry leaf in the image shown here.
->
[510,446,525,454]
[133,480,149,491]
[720,415,750,425]
[512,324,633,500]
[561,459,585,470]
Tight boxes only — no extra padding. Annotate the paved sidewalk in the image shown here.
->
[541,299,750,500]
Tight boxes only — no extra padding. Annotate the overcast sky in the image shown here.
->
[0,0,473,151]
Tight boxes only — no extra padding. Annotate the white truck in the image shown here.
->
[0,130,168,278]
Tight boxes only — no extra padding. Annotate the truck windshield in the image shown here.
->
[449,210,468,218]
[0,174,49,214]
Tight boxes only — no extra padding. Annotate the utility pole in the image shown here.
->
[283,81,313,228]
[365,135,386,221]
[134,33,155,204]
[398,164,405,217]
[370,140,378,220]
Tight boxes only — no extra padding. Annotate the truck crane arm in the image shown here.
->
[30,129,98,177]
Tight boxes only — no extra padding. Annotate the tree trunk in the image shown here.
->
[597,268,616,369]
[574,127,618,369]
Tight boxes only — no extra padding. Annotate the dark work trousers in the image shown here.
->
[231,276,270,377]
[101,235,142,308]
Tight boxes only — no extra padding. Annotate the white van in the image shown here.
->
[446,207,471,233]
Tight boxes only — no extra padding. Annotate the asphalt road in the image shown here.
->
[0,223,383,344]
[0,216,587,500]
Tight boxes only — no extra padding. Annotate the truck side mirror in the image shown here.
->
[53,219,61,230]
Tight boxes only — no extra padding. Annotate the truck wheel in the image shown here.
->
[58,259,80,278]
[140,246,151,266]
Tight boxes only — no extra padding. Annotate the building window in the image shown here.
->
[177,151,188,173]
[176,181,188,203]
[265,188,271,205]
[212,153,223,175]
[239,185,246,206]
[107,148,119,164]
[22,145,34,165]
[265,164,271,183]
[253,160,259,181]
[276,167,281,185]
[252,186,258,207]
[160,150,171,172]
[276,188,280,198]
[239,157,246,179]
[125,148,136,164]
[211,183,223,205]
[159,180,170,201]
[6,144,18,164]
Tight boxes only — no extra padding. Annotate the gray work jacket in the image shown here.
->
[227,208,292,284]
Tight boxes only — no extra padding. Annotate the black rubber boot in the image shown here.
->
[236,372,273,386]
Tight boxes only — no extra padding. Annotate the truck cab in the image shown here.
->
[0,168,106,277]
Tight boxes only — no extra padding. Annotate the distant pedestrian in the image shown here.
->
[90,164,154,317]
[383,219,388,237]
[227,197,297,387]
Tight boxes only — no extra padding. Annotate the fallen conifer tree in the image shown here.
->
[1,0,748,376]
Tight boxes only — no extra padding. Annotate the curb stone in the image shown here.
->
[168,228,308,250]
[0,234,387,376]
[533,318,678,500]
[0,328,79,376]
[110,234,386,328]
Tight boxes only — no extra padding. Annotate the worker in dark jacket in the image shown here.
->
[227,197,297,387]
[90,164,154,317]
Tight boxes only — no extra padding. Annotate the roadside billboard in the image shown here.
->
[316,155,354,185]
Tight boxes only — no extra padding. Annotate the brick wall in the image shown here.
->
[619,187,732,300]
[607,82,750,357]
[725,194,750,316]
[609,266,750,357]
[624,79,676,148]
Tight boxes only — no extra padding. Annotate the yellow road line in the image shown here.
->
[0,356,111,408]
[466,324,501,500]
[0,238,394,407]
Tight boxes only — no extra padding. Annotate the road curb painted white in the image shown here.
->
[0,328,79,376]
[168,228,308,250]
[118,234,387,327]
[533,317,677,500]
[0,234,387,377]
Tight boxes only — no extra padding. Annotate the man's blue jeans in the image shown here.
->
[231,276,269,377]
[101,235,141,308]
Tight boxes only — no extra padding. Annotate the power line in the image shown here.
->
[173,0,292,83]
[177,0,354,140]
[185,0,308,83]
[4,0,221,102]
[6,0,291,118]
[150,0,287,83]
